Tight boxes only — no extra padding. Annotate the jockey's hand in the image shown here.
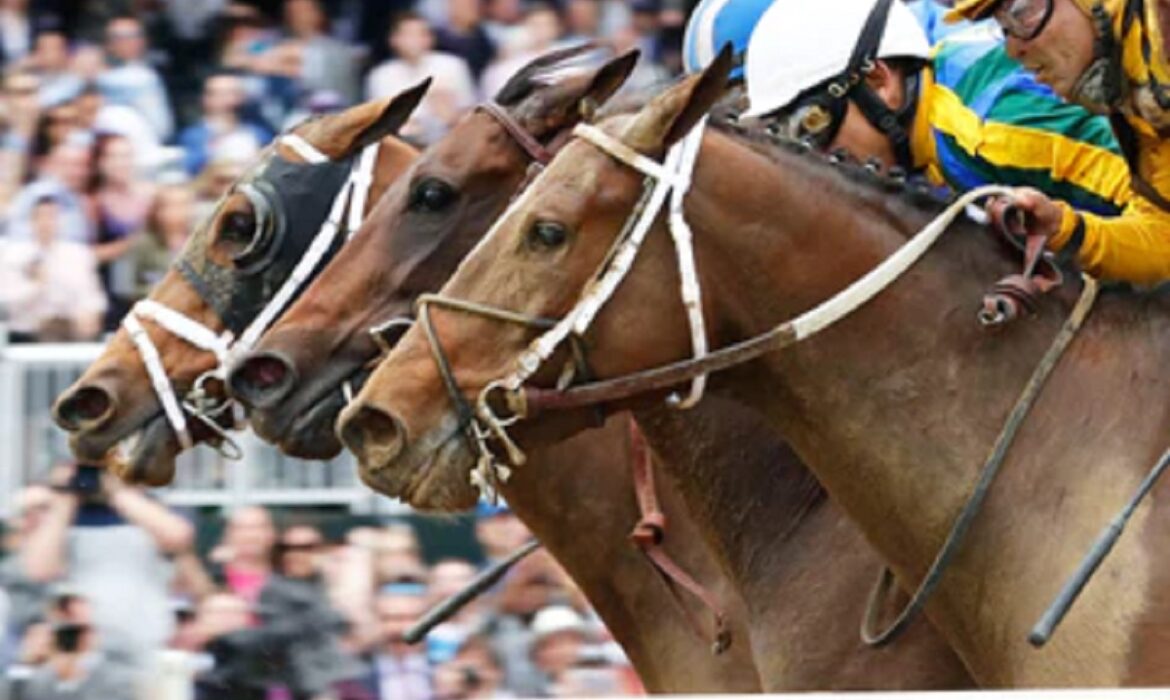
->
[986,187,1064,240]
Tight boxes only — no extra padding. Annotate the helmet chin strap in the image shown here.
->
[850,68,920,171]
[1066,3,1124,112]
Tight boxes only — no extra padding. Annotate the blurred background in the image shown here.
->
[0,0,693,696]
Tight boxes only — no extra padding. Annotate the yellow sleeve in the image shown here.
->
[1050,197,1170,285]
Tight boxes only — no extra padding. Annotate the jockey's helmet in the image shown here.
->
[682,0,778,82]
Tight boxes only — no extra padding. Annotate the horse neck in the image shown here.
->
[666,133,1098,670]
[499,416,761,693]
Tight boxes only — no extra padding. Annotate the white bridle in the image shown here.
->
[121,135,380,454]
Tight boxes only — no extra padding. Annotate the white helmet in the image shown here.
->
[743,0,931,118]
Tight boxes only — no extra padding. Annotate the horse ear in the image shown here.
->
[625,44,733,152]
[576,49,640,121]
[347,77,432,153]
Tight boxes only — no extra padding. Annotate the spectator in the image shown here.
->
[482,0,525,50]
[480,4,566,100]
[433,0,496,80]
[89,132,155,328]
[0,0,33,65]
[281,0,361,104]
[563,0,602,43]
[370,583,433,700]
[217,3,294,129]
[19,463,195,688]
[212,505,276,607]
[365,12,476,145]
[373,522,427,586]
[479,552,562,698]
[275,522,327,583]
[7,591,138,700]
[0,69,40,206]
[424,559,480,663]
[434,635,512,700]
[126,182,194,298]
[0,485,51,656]
[96,16,175,140]
[28,29,83,107]
[4,139,92,242]
[474,503,530,567]
[176,71,271,176]
[528,606,588,693]
[0,195,105,341]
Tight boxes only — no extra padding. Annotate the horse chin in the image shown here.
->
[110,413,179,486]
[278,389,349,459]
[357,416,479,511]
[252,367,370,459]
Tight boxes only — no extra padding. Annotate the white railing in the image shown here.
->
[0,331,406,517]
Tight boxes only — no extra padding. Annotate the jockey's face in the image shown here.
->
[1002,0,1096,99]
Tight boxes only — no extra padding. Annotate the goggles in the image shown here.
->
[776,90,849,150]
[993,0,1055,40]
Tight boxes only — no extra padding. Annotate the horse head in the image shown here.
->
[51,84,427,484]
[335,49,735,509]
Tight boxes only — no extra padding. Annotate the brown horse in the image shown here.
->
[225,49,764,693]
[50,88,425,485]
[338,58,1170,687]
[238,51,971,688]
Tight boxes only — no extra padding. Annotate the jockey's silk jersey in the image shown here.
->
[910,34,1138,275]
[1066,0,1170,284]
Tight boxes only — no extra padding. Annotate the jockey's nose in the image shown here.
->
[53,384,117,433]
[228,351,298,410]
[337,401,407,472]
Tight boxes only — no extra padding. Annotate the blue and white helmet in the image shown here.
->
[683,0,778,81]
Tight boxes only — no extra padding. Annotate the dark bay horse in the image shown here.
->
[225,49,764,693]
[50,88,426,484]
[338,59,1170,686]
[237,51,972,688]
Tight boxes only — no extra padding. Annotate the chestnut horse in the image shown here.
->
[238,51,971,688]
[339,58,1170,687]
[50,88,426,485]
[226,49,764,693]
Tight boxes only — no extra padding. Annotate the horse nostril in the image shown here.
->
[228,352,296,409]
[338,403,406,470]
[54,386,115,431]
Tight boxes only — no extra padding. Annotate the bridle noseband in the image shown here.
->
[122,134,380,455]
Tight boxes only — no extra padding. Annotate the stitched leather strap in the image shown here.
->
[627,419,731,655]
[480,101,554,165]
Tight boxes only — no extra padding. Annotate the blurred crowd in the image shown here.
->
[0,463,642,699]
[0,0,688,343]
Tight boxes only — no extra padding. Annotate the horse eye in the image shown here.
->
[528,220,568,250]
[220,208,271,267]
[409,179,456,213]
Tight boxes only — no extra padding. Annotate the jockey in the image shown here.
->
[946,0,1170,284]
[734,0,1133,272]
[683,0,777,81]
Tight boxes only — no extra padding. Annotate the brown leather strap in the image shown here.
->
[627,418,731,655]
[979,200,1064,327]
[479,101,554,165]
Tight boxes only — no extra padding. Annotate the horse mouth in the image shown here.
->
[360,416,478,511]
[275,367,372,459]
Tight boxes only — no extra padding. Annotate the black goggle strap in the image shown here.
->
[820,0,918,169]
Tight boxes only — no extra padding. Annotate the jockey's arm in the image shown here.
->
[1007,186,1170,286]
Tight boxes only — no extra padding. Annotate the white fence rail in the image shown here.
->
[0,333,404,517]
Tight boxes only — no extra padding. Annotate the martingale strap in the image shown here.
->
[121,136,380,454]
